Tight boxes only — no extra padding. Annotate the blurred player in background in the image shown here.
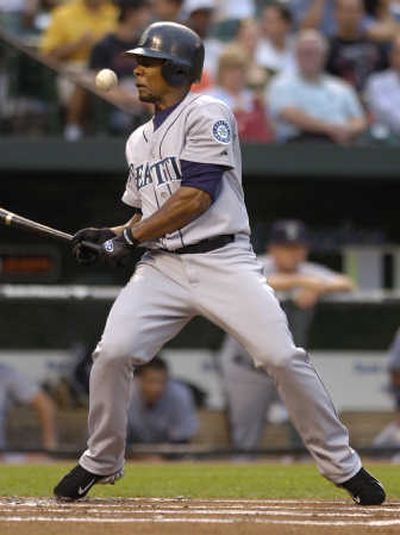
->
[0,363,56,452]
[373,328,400,449]
[221,219,355,450]
[126,356,198,446]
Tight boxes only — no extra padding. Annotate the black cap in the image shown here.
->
[269,220,310,245]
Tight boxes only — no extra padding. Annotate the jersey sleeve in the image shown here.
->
[121,135,142,209]
[180,101,236,168]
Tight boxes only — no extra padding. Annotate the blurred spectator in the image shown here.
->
[206,45,273,142]
[126,357,198,445]
[152,0,184,22]
[326,0,388,92]
[373,328,400,449]
[268,30,367,143]
[0,0,27,34]
[366,35,400,135]
[221,220,355,451]
[184,0,222,84]
[290,0,337,36]
[89,0,152,134]
[217,0,255,20]
[40,0,118,139]
[0,363,56,451]
[255,2,296,75]
[24,0,59,34]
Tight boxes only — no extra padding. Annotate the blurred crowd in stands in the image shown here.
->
[0,0,400,142]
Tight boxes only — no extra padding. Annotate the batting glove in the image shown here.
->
[101,227,139,268]
[72,227,116,265]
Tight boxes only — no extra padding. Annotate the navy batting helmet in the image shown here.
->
[125,22,204,87]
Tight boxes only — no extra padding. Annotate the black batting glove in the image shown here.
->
[72,227,116,265]
[101,227,139,268]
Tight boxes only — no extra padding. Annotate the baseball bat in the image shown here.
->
[0,207,102,252]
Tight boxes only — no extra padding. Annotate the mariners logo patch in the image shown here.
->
[212,120,231,144]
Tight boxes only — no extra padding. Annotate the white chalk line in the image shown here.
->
[0,507,396,518]
[1,516,400,527]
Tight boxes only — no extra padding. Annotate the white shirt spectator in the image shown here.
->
[0,0,24,12]
[268,71,364,141]
[365,70,400,135]
[255,36,296,74]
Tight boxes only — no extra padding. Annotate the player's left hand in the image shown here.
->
[100,228,139,268]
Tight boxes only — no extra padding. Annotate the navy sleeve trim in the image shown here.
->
[180,160,226,202]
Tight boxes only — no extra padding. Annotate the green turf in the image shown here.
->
[1,462,400,500]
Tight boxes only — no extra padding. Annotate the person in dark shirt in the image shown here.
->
[89,0,152,133]
[326,0,387,92]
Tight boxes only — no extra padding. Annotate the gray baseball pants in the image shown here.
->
[80,235,361,483]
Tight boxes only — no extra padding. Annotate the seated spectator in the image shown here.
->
[126,357,198,445]
[255,2,296,76]
[89,0,152,134]
[0,363,56,451]
[365,35,400,135]
[326,0,388,92]
[206,46,274,142]
[152,0,184,22]
[184,0,222,85]
[373,328,400,449]
[221,220,355,451]
[268,29,367,143]
[40,0,118,139]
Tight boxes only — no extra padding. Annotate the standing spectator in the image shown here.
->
[206,45,274,142]
[89,0,152,134]
[40,0,118,139]
[126,357,198,445]
[221,220,355,451]
[366,35,400,135]
[0,363,56,451]
[267,29,367,143]
[255,2,296,75]
[326,0,388,92]
[290,0,337,36]
[152,0,184,22]
[184,0,222,84]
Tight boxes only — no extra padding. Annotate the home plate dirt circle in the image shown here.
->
[1,498,400,535]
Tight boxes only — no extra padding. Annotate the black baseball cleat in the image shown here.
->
[54,464,123,501]
[338,467,386,505]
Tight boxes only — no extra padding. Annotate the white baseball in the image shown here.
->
[95,69,118,91]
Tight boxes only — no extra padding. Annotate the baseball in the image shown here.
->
[95,69,118,91]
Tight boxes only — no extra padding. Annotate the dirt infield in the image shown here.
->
[1,497,400,534]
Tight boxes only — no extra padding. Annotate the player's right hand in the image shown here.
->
[72,227,116,265]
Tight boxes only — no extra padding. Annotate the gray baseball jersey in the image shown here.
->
[0,364,39,449]
[79,91,361,485]
[122,92,250,250]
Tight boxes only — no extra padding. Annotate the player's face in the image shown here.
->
[133,56,171,103]
[138,369,168,404]
[269,243,308,272]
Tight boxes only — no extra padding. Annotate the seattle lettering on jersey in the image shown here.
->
[128,157,181,191]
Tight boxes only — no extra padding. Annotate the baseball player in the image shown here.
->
[221,220,355,451]
[54,21,385,505]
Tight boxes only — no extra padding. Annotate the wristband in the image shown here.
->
[123,227,139,247]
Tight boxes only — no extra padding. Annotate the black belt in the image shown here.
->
[162,234,234,254]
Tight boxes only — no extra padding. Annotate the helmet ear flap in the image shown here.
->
[162,60,192,87]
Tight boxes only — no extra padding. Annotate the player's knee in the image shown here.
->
[94,339,151,367]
